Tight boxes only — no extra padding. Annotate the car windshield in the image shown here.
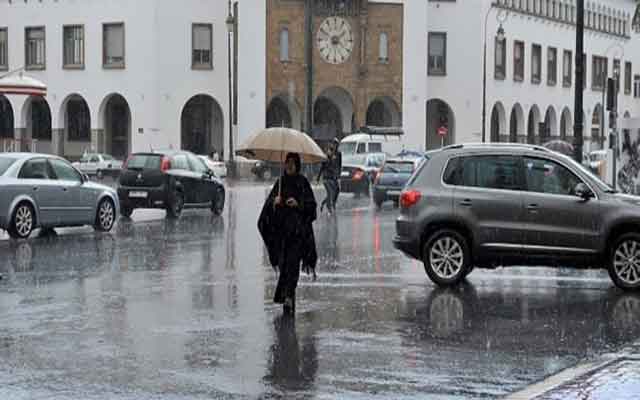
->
[383,161,414,173]
[102,154,114,161]
[343,154,367,166]
[126,154,162,170]
[0,157,16,176]
[338,142,357,154]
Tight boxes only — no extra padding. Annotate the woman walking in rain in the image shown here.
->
[259,153,318,315]
[317,138,342,216]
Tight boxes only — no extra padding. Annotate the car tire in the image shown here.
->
[166,190,184,219]
[608,233,640,291]
[120,206,133,219]
[211,187,225,216]
[94,198,116,232]
[8,203,35,240]
[422,229,470,287]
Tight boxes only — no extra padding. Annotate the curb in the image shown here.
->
[506,339,640,399]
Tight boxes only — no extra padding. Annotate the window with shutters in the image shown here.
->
[547,47,557,86]
[592,55,607,91]
[25,27,46,70]
[563,50,572,87]
[192,24,212,69]
[514,40,524,82]
[428,32,446,76]
[625,62,632,95]
[379,32,389,63]
[279,28,289,62]
[495,36,506,80]
[63,25,84,69]
[103,23,125,68]
[532,44,541,84]
[0,28,7,71]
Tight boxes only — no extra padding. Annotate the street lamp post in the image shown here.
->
[600,43,624,149]
[573,0,585,163]
[226,1,236,178]
[482,6,506,143]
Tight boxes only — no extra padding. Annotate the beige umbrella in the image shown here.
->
[236,127,326,197]
[236,127,326,164]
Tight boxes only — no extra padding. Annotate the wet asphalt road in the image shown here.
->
[1,182,640,399]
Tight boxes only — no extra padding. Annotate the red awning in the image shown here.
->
[0,72,47,97]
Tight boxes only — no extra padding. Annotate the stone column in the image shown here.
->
[51,129,64,156]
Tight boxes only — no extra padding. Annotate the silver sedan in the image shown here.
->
[0,153,119,239]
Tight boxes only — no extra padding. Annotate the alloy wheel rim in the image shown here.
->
[15,206,33,237]
[614,240,640,286]
[99,201,114,229]
[430,237,464,279]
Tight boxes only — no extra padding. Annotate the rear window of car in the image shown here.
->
[102,154,114,161]
[383,161,414,173]
[444,155,522,190]
[0,157,16,176]
[126,154,162,169]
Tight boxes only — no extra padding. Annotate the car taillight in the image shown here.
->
[353,170,364,180]
[400,190,422,209]
[160,156,171,172]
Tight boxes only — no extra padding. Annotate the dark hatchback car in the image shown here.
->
[340,153,386,197]
[117,150,225,218]
[373,157,422,208]
[394,143,640,291]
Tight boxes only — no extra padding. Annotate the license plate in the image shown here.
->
[388,191,401,196]
[341,171,350,177]
[129,191,148,199]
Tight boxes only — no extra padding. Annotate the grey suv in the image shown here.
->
[393,144,640,291]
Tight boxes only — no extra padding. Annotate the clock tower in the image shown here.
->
[266,0,403,144]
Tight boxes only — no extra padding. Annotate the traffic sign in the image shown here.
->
[437,126,448,137]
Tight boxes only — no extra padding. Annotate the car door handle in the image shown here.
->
[459,199,472,207]
[32,187,38,191]
[527,204,539,211]
[62,187,68,192]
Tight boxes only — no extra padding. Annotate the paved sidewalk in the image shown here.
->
[507,341,640,399]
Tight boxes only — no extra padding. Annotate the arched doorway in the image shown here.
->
[62,94,91,158]
[509,103,524,143]
[0,95,15,148]
[527,105,541,144]
[426,99,455,150]
[101,94,131,160]
[560,107,572,140]
[591,104,602,150]
[314,86,354,141]
[365,97,401,127]
[266,97,291,128]
[542,106,557,143]
[181,94,224,157]
[23,96,52,153]
[490,102,506,142]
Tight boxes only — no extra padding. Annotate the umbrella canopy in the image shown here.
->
[0,72,47,96]
[236,127,327,164]
[542,139,574,157]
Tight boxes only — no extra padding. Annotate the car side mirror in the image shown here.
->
[574,183,593,200]
[82,173,90,183]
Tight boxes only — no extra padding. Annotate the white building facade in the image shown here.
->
[0,0,232,160]
[404,0,640,153]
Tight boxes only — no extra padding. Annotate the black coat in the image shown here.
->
[258,174,318,275]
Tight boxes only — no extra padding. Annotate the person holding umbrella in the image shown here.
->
[258,153,317,315]
[237,127,326,315]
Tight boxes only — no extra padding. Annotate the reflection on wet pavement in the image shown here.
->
[0,185,639,399]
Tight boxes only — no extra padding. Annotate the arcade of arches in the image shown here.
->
[102,94,131,160]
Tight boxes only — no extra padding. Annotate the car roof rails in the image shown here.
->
[441,142,551,152]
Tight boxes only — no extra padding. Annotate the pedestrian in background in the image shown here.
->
[258,152,318,315]
[317,138,342,216]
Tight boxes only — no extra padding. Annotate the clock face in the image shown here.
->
[316,16,354,65]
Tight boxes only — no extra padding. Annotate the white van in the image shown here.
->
[338,127,405,156]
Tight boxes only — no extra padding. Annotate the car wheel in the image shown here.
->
[608,233,640,291]
[120,206,133,219]
[9,203,35,240]
[211,187,225,216]
[94,198,116,232]
[422,229,470,287]
[96,170,104,180]
[166,191,184,219]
